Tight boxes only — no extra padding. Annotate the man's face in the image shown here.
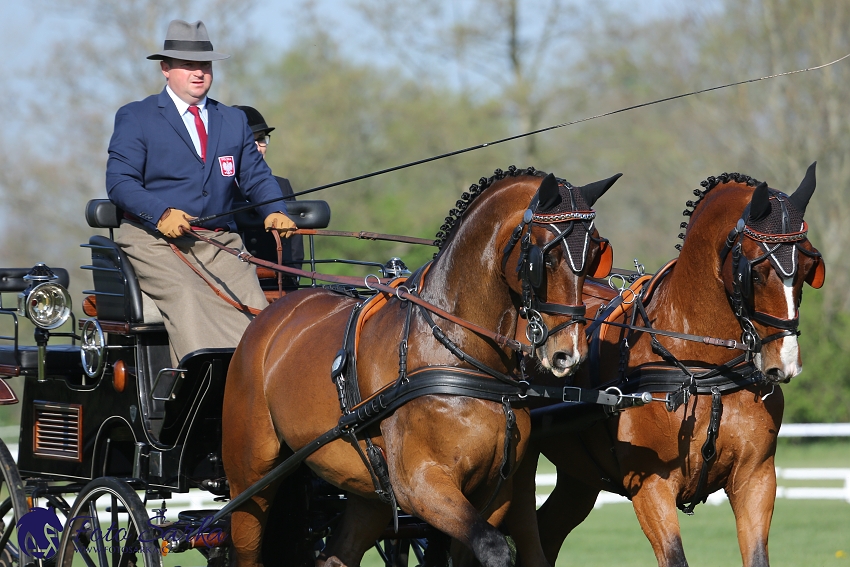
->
[254,132,270,157]
[161,59,213,104]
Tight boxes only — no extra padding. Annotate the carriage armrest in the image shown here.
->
[86,199,123,229]
[235,200,331,231]
[0,268,70,292]
[286,200,331,229]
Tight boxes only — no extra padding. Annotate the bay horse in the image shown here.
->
[221,166,622,567]
[507,164,825,567]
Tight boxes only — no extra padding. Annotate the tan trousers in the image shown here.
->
[115,221,268,366]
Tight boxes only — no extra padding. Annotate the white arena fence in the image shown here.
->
[1,424,848,513]
[536,422,850,508]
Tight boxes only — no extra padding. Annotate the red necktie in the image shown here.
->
[187,105,207,162]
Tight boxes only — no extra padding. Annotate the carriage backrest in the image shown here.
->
[85,199,332,230]
[82,235,157,324]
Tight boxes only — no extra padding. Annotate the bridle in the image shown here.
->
[719,191,824,355]
[501,178,612,355]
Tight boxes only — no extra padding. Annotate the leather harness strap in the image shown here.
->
[185,230,535,356]
[169,242,263,316]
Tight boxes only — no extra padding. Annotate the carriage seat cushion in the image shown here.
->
[0,344,83,377]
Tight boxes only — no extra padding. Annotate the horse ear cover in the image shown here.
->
[577,173,623,208]
[788,161,816,215]
[748,182,771,222]
[536,173,561,211]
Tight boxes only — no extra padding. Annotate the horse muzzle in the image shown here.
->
[755,344,802,384]
[539,326,587,378]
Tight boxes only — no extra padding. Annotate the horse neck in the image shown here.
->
[422,180,537,332]
[644,185,751,353]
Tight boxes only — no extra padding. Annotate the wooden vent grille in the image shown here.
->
[33,402,82,461]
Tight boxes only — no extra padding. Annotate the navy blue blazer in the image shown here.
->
[106,88,285,231]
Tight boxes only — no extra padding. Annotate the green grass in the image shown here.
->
[362,440,850,567]
[551,498,850,567]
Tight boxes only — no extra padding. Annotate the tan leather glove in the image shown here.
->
[264,212,297,239]
[156,208,195,238]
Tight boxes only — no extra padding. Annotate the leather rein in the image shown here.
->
[184,227,535,355]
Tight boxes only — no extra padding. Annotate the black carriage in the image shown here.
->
[0,199,433,567]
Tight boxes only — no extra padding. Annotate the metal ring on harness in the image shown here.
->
[525,309,548,346]
[605,386,623,398]
[517,380,530,399]
[620,286,638,305]
[608,273,628,292]
[395,286,411,301]
[364,274,381,290]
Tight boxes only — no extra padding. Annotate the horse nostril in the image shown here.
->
[552,351,570,370]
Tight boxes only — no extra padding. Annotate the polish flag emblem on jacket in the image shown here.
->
[219,156,235,177]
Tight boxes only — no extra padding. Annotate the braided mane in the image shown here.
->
[433,165,546,255]
[675,171,761,252]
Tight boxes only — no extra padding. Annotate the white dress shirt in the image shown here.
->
[165,85,208,159]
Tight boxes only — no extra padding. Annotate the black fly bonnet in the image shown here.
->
[719,163,825,348]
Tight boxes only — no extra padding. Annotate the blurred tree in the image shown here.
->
[352,0,582,163]
[251,27,516,271]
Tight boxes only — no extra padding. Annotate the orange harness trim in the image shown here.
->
[354,263,434,356]
[594,258,678,342]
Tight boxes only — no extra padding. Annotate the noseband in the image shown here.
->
[502,180,606,353]
[719,193,821,353]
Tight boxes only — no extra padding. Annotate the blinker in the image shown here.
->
[589,241,614,278]
[527,246,544,289]
[805,257,825,289]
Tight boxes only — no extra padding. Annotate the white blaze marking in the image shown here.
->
[779,277,800,376]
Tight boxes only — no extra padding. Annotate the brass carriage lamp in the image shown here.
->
[17,264,72,382]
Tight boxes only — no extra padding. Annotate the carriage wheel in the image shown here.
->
[0,439,28,567]
[55,478,162,567]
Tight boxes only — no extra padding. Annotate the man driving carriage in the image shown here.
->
[105,19,298,366]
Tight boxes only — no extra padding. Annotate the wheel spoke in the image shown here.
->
[87,499,109,567]
[0,497,14,551]
[111,494,119,566]
[57,478,160,567]
[73,535,101,567]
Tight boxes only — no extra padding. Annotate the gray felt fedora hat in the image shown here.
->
[147,19,230,61]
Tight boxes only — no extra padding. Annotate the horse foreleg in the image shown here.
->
[725,460,776,567]
[320,494,393,567]
[502,451,550,567]
[535,474,599,564]
[396,468,515,567]
[631,480,689,567]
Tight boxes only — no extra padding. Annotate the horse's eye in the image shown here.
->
[545,255,557,269]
